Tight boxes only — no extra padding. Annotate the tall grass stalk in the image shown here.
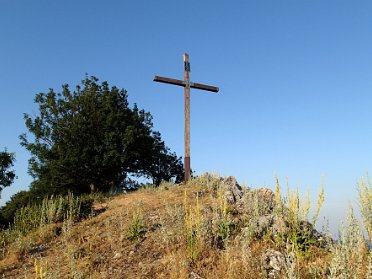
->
[184,190,202,262]
[357,175,372,242]
[214,187,230,247]
[274,178,325,257]
[312,178,325,228]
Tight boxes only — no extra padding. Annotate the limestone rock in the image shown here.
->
[199,173,244,203]
[258,214,288,237]
[238,188,275,215]
[254,188,275,213]
[241,214,288,240]
[261,249,286,278]
[221,175,243,203]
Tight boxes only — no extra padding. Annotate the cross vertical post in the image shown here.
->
[184,53,191,181]
[154,54,219,183]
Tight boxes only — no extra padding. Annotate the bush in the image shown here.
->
[0,191,93,231]
[0,191,40,228]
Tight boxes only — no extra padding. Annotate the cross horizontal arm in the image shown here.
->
[154,76,184,87]
[154,76,219,93]
[191,82,219,93]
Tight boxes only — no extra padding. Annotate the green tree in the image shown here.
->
[0,149,15,194]
[142,131,184,186]
[20,75,182,195]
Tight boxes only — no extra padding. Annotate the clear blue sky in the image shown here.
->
[1,0,371,234]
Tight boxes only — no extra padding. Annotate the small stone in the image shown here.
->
[113,252,121,259]
[189,271,203,279]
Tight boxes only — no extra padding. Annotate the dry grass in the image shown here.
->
[0,174,370,278]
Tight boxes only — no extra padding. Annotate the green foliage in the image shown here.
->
[0,193,93,260]
[184,191,202,262]
[127,207,145,241]
[328,206,367,278]
[0,190,93,230]
[216,219,230,245]
[273,179,324,256]
[20,75,183,195]
[285,223,316,256]
[214,188,231,249]
[0,149,16,194]
[186,227,199,262]
[142,131,184,186]
[0,191,39,228]
[13,193,93,236]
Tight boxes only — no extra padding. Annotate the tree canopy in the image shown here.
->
[141,131,184,186]
[20,76,183,195]
[0,150,16,194]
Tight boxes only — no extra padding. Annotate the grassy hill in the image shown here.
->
[0,174,371,278]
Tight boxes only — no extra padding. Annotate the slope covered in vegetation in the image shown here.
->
[0,174,371,278]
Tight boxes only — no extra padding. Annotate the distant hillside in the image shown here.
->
[0,174,370,278]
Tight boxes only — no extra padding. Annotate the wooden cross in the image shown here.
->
[154,53,219,182]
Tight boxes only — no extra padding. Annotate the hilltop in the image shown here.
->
[0,174,370,278]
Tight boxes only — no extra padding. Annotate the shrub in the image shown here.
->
[274,178,324,255]
[0,193,93,260]
[328,206,367,278]
[127,206,145,241]
[213,186,232,249]
[0,191,40,228]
